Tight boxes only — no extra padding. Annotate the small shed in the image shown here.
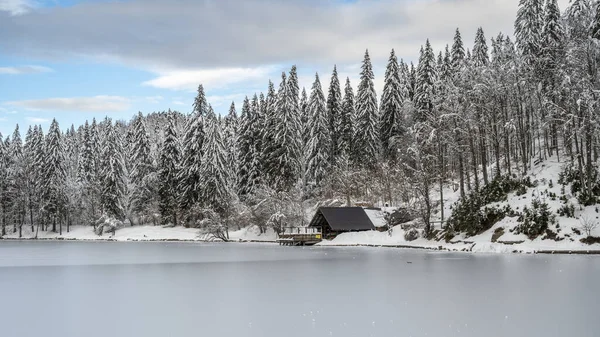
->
[308,207,375,239]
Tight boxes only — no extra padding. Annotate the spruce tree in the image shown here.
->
[339,77,355,158]
[326,65,343,165]
[41,119,67,233]
[451,28,466,73]
[158,113,181,225]
[379,49,404,161]
[354,50,380,169]
[305,73,331,190]
[100,119,126,220]
[414,40,437,122]
[237,97,259,196]
[200,106,234,215]
[180,87,206,209]
[473,27,489,67]
[223,102,238,187]
[130,112,155,218]
[515,0,544,66]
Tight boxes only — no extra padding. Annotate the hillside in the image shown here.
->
[322,155,600,253]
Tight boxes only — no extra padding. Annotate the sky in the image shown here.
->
[0,0,572,136]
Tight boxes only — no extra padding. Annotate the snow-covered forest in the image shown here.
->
[1,0,600,241]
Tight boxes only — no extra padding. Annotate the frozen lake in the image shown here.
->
[0,241,598,337]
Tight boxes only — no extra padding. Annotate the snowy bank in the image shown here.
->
[0,225,277,243]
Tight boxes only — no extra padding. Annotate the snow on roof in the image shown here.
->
[364,209,386,228]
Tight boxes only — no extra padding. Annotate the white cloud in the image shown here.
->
[172,100,186,106]
[26,117,49,123]
[0,0,35,16]
[143,67,275,91]
[0,65,53,74]
[144,95,163,104]
[6,95,131,112]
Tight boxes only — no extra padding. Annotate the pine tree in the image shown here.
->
[305,73,331,190]
[9,125,26,235]
[100,118,126,220]
[451,28,466,72]
[223,102,238,187]
[261,81,278,181]
[515,0,544,66]
[473,27,489,67]
[414,39,437,122]
[237,97,259,196]
[158,113,181,225]
[180,87,206,209]
[129,112,155,218]
[200,106,234,215]
[354,50,380,169]
[271,67,302,191]
[326,65,343,165]
[379,49,404,161]
[0,133,8,236]
[339,77,355,158]
[41,119,67,234]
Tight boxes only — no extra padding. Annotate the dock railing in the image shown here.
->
[277,227,322,246]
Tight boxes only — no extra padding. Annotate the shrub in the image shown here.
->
[580,236,600,245]
[447,175,528,236]
[404,228,419,242]
[558,165,600,206]
[515,199,556,239]
[572,227,582,235]
[558,203,575,218]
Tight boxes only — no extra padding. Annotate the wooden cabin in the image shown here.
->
[308,207,376,239]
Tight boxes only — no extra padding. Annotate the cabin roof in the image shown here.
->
[308,207,375,231]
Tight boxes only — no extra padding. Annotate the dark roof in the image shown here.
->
[308,207,375,231]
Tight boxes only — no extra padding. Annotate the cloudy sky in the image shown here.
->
[0,0,571,135]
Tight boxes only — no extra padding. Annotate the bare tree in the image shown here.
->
[579,216,598,237]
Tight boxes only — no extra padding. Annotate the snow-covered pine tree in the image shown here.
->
[327,65,343,165]
[451,28,466,73]
[0,133,8,236]
[414,39,437,123]
[515,0,544,66]
[41,119,67,234]
[248,94,263,187]
[339,77,355,158]
[408,62,417,102]
[237,97,259,196]
[305,73,331,191]
[379,49,404,162]
[129,112,156,221]
[180,86,206,210]
[9,125,26,236]
[200,106,234,215]
[271,67,302,191]
[99,118,126,220]
[223,102,239,188]
[593,1,600,39]
[353,50,380,169]
[473,27,489,67]
[158,113,181,225]
[565,0,592,39]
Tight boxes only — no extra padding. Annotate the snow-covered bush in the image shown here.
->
[447,175,527,236]
[515,199,556,239]
[404,228,419,241]
[94,215,124,236]
[558,203,575,218]
[197,208,229,241]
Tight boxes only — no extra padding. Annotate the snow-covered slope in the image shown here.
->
[322,156,600,253]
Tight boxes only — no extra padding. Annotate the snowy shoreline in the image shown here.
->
[2,224,600,255]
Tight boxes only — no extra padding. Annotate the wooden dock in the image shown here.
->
[277,227,322,246]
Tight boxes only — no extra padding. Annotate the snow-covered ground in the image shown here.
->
[3,156,600,254]
[1,225,277,242]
